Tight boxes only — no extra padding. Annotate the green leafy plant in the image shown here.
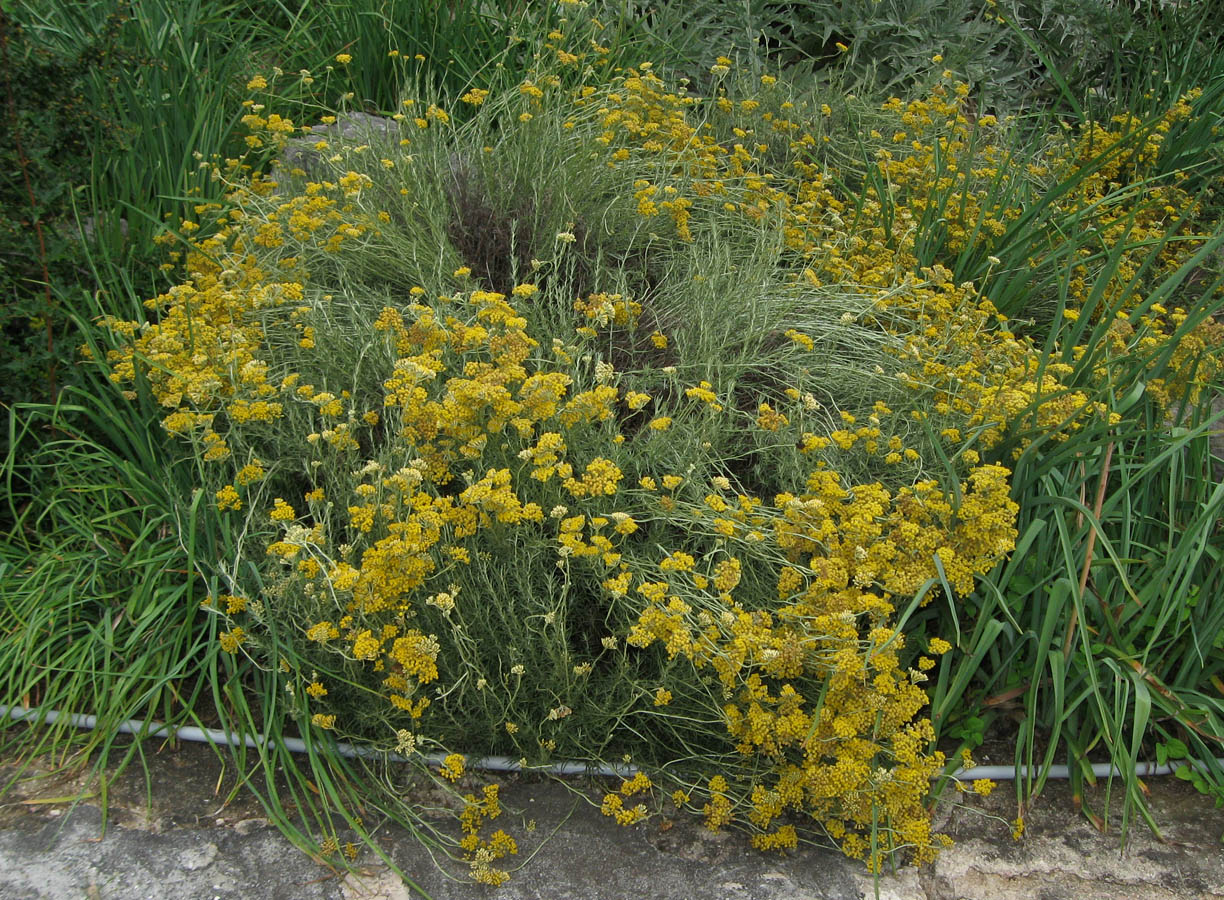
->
[0,376,221,824]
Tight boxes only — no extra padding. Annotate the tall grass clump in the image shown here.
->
[0,359,222,811]
[928,237,1224,840]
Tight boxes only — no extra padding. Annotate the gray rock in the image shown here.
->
[282,112,400,177]
[179,842,218,871]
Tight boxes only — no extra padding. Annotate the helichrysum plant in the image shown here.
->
[99,9,1221,878]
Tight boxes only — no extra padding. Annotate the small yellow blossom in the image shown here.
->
[439,753,466,782]
[216,485,242,511]
[270,498,296,522]
[219,628,246,653]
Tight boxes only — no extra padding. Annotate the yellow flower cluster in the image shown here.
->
[573,291,641,328]
[439,752,466,782]
[458,784,516,886]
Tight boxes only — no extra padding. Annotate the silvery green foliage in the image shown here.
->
[602,0,1219,112]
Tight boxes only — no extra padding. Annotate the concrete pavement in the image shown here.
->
[1,740,1220,899]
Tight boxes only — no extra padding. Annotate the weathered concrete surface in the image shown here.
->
[0,739,1221,899]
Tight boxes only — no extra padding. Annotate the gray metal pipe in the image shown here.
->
[5,704,1221,783]
[0,704,635,776]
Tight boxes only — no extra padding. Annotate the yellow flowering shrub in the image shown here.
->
[99,17,1221,877]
